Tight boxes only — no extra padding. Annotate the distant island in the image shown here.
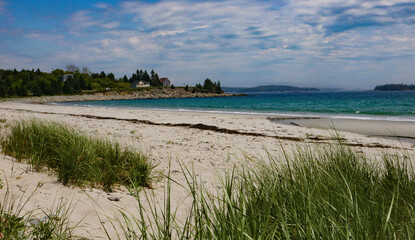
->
[374,84,415,91]
[223,85,320,93]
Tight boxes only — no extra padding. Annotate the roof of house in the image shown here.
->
[159,77,169,82]
[132,80,150,84]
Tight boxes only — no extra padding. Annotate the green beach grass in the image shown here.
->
[1,119,153,190]
[111,144,415,239]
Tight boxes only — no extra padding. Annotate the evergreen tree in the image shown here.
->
[215,81,222,93]
[203,78,214,92]
[131,73,138,82]
[151,71,161,86]
[107,73,115,81]
[79,75,86,89]
[123,75,128,82]
[51,79,62,95]
[99,71,106,78]
[143,70,151,83]
[0,80,6,97]
[32,84,42,96]
[185,85,189,91]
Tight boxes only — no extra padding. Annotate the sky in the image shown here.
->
[0,0,415,89]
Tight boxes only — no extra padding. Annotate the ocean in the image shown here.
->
[60,91,415,122]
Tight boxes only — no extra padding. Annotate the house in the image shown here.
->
[131,80,150,88]
[60,74,73,82]
[159,77,171,87]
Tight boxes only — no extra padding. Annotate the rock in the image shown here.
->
[7,88,236,104]
[28,218,40,226]
[107,196,120,202]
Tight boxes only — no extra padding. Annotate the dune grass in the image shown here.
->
[112,144,415,239]
[1,119,153,190]
[0,181,83,239]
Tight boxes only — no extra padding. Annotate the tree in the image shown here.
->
[52,69,65,76]
[107,73,115,81]
[215,81,222,93]
[170,84,175,89]
[31,84,42,96]
[79,75,86,89]
[81,67,91,75]
[185,85,189,91]
[0,80,6,97]
[203,78,214,92]
[123,75,128,82]
[150,70,161,86]
[142,70,151,83]
[16,85,27,96]
[66,64,79,73]
[99,71,106,78]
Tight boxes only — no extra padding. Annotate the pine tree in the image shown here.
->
[99,71,106,78]
[143,70,151,83]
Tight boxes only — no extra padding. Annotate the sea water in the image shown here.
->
[60,91,415,122]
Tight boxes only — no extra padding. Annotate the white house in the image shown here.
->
[60,74,73,82]
[131,80,150,88]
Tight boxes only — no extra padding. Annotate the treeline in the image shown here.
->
[374,84,415,91]
[0,66,164,97]
[192,78,222,93]
[123,69,163,86]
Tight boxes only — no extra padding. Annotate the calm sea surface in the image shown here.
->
[60,91,415,121]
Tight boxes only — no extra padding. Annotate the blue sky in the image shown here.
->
[1,0,415,89]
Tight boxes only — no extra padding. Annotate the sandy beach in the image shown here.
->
[1,101,414,238]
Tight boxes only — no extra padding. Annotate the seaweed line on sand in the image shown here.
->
[0,106,399,149]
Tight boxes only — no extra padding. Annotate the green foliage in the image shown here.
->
[184,85,189,91]
[375,83,415,91]
[113,144,415,239]
[193,78,223,93]
[0,213,25,239]
[0,67,169,98]
[1,119,153,190]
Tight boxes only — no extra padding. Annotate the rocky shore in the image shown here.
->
[4,88,235,103]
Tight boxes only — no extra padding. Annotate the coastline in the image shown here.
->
[0,101,414,238]
[1,88,235,104]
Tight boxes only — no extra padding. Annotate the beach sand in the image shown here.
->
[0,102,414,238]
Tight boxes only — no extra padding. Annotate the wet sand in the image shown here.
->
[270,117,415,144]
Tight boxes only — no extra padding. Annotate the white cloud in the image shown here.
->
[101,21,121,29]
[6,0,415,88]
[95,3,110,9]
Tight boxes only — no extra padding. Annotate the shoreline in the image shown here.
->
[1,88,238,104]
[55,102,415,143]
[2,101,415,145]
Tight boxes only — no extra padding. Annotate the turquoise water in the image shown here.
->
[60,91,415,121]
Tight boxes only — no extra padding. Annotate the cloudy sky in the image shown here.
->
[1,0,415,89]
